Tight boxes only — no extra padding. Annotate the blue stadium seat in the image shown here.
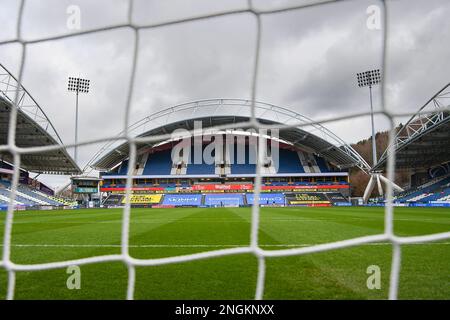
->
[418,187,450,202]
[0,188,36,205]
[314,156,329,172]
[397,176,450,202]
[186,145,215,175]
[231,144,256,174]
[143,150,173,175]
[117,160,129,175]
[276,149,305,173]
[17,186,61,205]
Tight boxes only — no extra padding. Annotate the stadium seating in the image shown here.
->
[25,187,70,205]
[315,156,330,173]
[419,187,450,202]
[186,145,215,175]
[0,188,32,205]
[17,186,62,205]
[396,176,450,203]
[276,149,305,174]
[0,183,68,207]
[14,188,50,205]
[437,189,450,201]
[143,150,173,175]
[230,144,256,174]
[118,160,129,175]
[0,189,23,205]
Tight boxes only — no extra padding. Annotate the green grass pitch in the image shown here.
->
[0,206,448,300]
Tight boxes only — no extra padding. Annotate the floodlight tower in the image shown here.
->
[357,69,381,166]
[356,69,402,203]
[68,76,90,164]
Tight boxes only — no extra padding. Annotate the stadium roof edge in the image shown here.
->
[87,99,370,173]
[373,83,450,171]
[0,63,81,175]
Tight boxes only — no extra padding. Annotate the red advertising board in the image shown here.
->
[100,184,348,193]
[191,184,253,191]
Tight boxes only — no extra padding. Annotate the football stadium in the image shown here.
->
[0,0,449,303]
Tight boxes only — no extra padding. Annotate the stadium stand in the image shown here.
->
[91,112,354,209]
[0,189,23,205]
[1,183,70,207]
[395,176,450,203]
[97,141,351,208]
[0,176,70,207]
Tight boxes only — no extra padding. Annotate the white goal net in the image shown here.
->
[1,0,449,300]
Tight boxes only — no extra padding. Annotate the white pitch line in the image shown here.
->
[3,242,450,248]
[7,217,450,224]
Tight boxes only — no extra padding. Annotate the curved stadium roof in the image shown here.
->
[89,99,370,173]
[0,64,80,175]
[373,83,450,171]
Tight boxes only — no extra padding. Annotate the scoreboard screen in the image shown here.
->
[73,187,98,194]
[71,177,100,194]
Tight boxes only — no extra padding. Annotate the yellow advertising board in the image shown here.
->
[122,194,162,204]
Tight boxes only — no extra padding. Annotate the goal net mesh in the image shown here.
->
[1,0,449,300]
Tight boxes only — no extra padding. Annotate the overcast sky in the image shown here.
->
[1,0,449,188]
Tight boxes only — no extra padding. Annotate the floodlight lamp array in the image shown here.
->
[357,69,381,88]
[68,77,90,93]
